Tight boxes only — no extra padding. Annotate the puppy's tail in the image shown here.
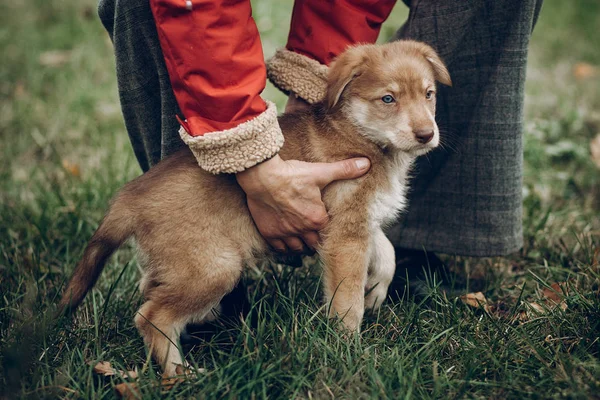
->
[58,198,134,316]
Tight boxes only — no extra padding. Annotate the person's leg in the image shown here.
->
[98,0,184,172]
[389,0,543,257]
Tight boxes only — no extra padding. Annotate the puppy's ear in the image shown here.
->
[327,47,367,109]
[415,42,452,87]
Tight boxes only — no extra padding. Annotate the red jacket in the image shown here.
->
[150,0,397,137]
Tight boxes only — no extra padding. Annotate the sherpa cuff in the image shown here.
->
[179,101,284,174]
[266,49,328,104]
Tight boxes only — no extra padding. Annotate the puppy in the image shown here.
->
[59,40,451,376]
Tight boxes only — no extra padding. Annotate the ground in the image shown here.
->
[1,0,599,398]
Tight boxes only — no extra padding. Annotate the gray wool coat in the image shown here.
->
[98,0,543,257]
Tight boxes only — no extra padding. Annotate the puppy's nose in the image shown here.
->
[414,129,434,144]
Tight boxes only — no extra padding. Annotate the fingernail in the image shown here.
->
[355,158,370,170]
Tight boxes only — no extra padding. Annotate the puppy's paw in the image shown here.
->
[328,308,363,333]
[364,283,388,312]
[165,363,206,378]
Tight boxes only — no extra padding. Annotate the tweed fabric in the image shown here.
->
[386,0,543,256]
[98,0,185,172]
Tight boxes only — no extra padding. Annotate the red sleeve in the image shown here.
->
[286,0,397,66]
[150,0,267,137]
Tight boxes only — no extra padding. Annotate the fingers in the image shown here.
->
[283,237,305,253]
[301,231,320,252]
[269,239,287,253]
[313,157,371,189]
[269,233,320,254]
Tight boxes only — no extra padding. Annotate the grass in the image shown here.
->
[1,0,599,398]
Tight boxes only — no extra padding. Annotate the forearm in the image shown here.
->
[150,0,283,173]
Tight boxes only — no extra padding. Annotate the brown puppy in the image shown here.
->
[59,40,451,376]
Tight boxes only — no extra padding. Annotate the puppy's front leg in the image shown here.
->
[321,231,370,332]
[365,228,395,311]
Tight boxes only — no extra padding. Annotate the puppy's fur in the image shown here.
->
[59,40,451,376]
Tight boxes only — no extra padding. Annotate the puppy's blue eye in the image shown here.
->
[381,95,395,104]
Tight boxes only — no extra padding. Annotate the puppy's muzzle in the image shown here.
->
[414,129,434,144]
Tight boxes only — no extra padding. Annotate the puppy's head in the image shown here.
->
[326,40,451,155]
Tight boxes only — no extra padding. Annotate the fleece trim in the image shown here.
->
[266,49,328,104]
[180,101,284,174]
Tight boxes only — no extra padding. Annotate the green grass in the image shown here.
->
[1,0,599,398]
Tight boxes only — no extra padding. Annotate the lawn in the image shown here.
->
[1,0,599,398]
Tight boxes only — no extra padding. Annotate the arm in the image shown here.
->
[268,0,397,104]
[150,0,283,173]
[150,0,371,253]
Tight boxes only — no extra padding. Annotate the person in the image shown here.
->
[98,0,542,276]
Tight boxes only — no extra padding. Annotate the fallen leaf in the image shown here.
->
[62,159,81,177]
[92,361,138,380]
[519,295,567,322]
[516,310,529,323]
[573,62,598,80]
[113,377,184,399]
[526,301,545,314]
[161,377,185,391]
[541,282,568,311]
[459,292,487,308]
[513,302,544,323]
[93,361,115,375]
[39,50,72,67]
[590,134,600,169]
[114,382,140,399]
[542,282,567,304]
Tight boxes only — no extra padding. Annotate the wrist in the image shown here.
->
[236,154,283,193]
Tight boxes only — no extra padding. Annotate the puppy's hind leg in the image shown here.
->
[365,228,395,312]
[136,248,246,377]
[135,300,187,377]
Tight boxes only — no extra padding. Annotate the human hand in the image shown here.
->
[236,154,370,253]
[285,93,310,113]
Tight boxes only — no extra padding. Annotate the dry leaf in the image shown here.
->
[526,301,545,314]
[514,301,544,322]
[516,310,529,323]
[92,361,138,379]
[113,378,184,399]
[39,50,72,67]
[590,134,600,169]
[541,282,568,311]
[573,62,598,80]
[460,292,487,308]
[62,159,81,177]
[542,282,567,304]
[93,361,116,376]
[161,377,184,391]
[114,382,140,399]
